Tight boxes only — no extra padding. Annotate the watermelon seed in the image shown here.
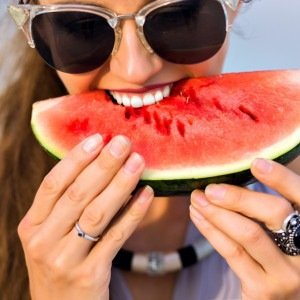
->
[238,105,259,122]
[142,110,152,124]
[125,107,132,119]
[176,120,185,137]
[163,118,172,136]
[153,111,162,132]
[213,98,225,112]
[152,111,173,136]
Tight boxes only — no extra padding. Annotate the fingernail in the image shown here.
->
[82,134,103,153]
[253,158,273,173]
[205,184,226,200]
[193,192,209,207]
[109,136,130,157]
[138,186,154,204]
[124,153,144,174]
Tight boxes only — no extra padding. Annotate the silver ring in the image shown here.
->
[75,222,100,242]
[270,211,300,256]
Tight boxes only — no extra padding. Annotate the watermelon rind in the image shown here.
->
[137,143,300,196]
[32,100,65,160]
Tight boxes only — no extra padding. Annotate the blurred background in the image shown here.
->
[224,0,300,71]
[1,0,300,73]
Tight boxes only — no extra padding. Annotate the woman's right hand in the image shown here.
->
[18,134,154,300]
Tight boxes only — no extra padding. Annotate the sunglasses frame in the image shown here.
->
[9,0,238,58]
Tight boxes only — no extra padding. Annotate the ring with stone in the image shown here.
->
[270,211,300,256]
[75,222,100,242]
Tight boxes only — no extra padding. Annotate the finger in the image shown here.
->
[40,136,135,237]
[76,152,145,241]
[204,183,293,231]
[189,203,264,286]
[251,158,300,205]
[191,190,291,275]
[86,186,154,267]
[27,134,104,225]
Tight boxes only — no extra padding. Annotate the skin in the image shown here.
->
[18,0,300,299]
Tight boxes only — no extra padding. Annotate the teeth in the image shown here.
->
[143,93,155,105]
[131,96,143,108]
[110,84,172,107]
[163,85,170,97]
[122,95,131,107]
[154,90,163,102]
[114,92,122,105]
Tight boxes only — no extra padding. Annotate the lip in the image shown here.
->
[109,82,175,94]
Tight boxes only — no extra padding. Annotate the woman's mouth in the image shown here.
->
[108,84,172,108]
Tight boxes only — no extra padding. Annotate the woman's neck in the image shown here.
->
[124,195,191,252]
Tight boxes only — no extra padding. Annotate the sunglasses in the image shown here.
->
[9,0,239,74]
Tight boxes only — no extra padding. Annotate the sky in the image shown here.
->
[224,0,300,72]
[1,0,300,72]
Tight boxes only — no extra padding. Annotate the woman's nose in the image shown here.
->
[109,20,163,84]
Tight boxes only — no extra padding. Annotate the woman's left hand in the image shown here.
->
[190,158,300,300]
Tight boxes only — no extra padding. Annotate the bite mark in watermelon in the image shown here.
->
[31,70,300,195]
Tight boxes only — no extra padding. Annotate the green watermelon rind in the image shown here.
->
[137,143,300,196]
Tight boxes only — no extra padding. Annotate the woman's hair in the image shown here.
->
[0,31,66,299]
[0,1,253,299]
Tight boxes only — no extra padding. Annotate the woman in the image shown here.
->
[0,0,299,299]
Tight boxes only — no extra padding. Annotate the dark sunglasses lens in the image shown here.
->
[32,11,115,73]
[143,0,227,64]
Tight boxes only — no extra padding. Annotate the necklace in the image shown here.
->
[112,239,214,276]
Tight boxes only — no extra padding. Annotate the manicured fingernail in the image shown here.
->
[253,158,273,173]
[205,184,226,200]
[82,134,102,153]
[124,153,144,174]
[109,136,130,157]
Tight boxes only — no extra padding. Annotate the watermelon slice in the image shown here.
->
[31,70,300,195]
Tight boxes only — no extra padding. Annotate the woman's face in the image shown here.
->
[42,0,239,102]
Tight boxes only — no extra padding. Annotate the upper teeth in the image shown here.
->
[110,85,172,108]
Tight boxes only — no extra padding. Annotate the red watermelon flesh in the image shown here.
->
[31,70,300,195]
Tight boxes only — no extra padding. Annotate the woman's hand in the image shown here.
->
[190,158,300,300]
[18,134,154,300]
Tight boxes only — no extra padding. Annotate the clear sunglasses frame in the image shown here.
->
[8,0,239,56]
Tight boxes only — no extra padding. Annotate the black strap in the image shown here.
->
[112,249,134,271]
[113,243,199,271]
[178,245,198,268]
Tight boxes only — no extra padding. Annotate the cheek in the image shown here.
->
[56,69,101,94]
[184,37,230,77]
